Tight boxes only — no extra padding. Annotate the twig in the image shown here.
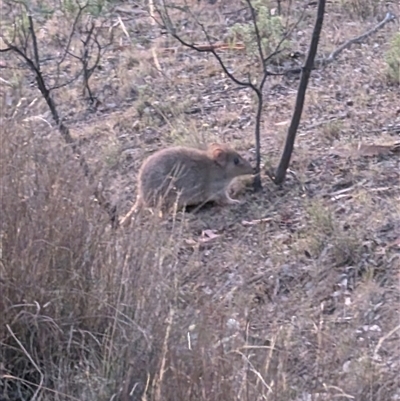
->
[373,324,400,360]
[324,12,396,64]
[153,307,175,401]
[54,1,88,87]
[158,0,255,90]
[148,0,162,71]
[57,2,88,66]
[0,77,13,86]
[264,6,306,67]
[28,15,40,70]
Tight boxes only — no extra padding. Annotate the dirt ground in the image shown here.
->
[1,0,400,400]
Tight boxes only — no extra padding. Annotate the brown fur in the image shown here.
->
[119,143,253,226]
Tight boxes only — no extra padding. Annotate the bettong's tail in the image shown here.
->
[119,197,142,227]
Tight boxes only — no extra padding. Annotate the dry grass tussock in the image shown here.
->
[1,0,400,400]
[2,109,400,401]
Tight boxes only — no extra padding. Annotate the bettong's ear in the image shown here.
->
[211,146,227,167]
[207,143,220,153]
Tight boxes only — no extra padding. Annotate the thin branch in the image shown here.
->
[245,0,265,70]
[49,70,84,91]
[78,20,113,103]
[53,2,92,91]
[190,7,258,90]
[57,2,87,66]
[28,16,40,70]
[252,89,263,190]
[78,18,111,97]
[244,2,307,189]
[158,0,258,91]
[53,12,113,100]
[80,21,97,100]
[284,0,293,28]
[20,18,30,53]
[259,69,269,91]
[373,324,400,360]
[167,28,253,90]
[263,5,306,66]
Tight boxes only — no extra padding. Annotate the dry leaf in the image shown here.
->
[184,230,221,248]
[388,237,400,249]
[275,120,290,126]
[200,230,221,243]
[184,238,198,247]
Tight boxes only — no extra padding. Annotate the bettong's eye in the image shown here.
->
[234,157,240,165]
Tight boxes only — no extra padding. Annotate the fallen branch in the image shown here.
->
[266,11,397,77]
[174,42,246,51]
[323,11,397,65]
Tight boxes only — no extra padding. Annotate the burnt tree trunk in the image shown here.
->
[273,0,326,184]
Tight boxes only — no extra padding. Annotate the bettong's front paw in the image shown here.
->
[217,195,242,206]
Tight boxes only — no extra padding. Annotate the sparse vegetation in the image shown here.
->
[229,0,290,62]
[1,0,400,400]
[385,32,400,85]
[340,0,381,20]
[321,120,342,143]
